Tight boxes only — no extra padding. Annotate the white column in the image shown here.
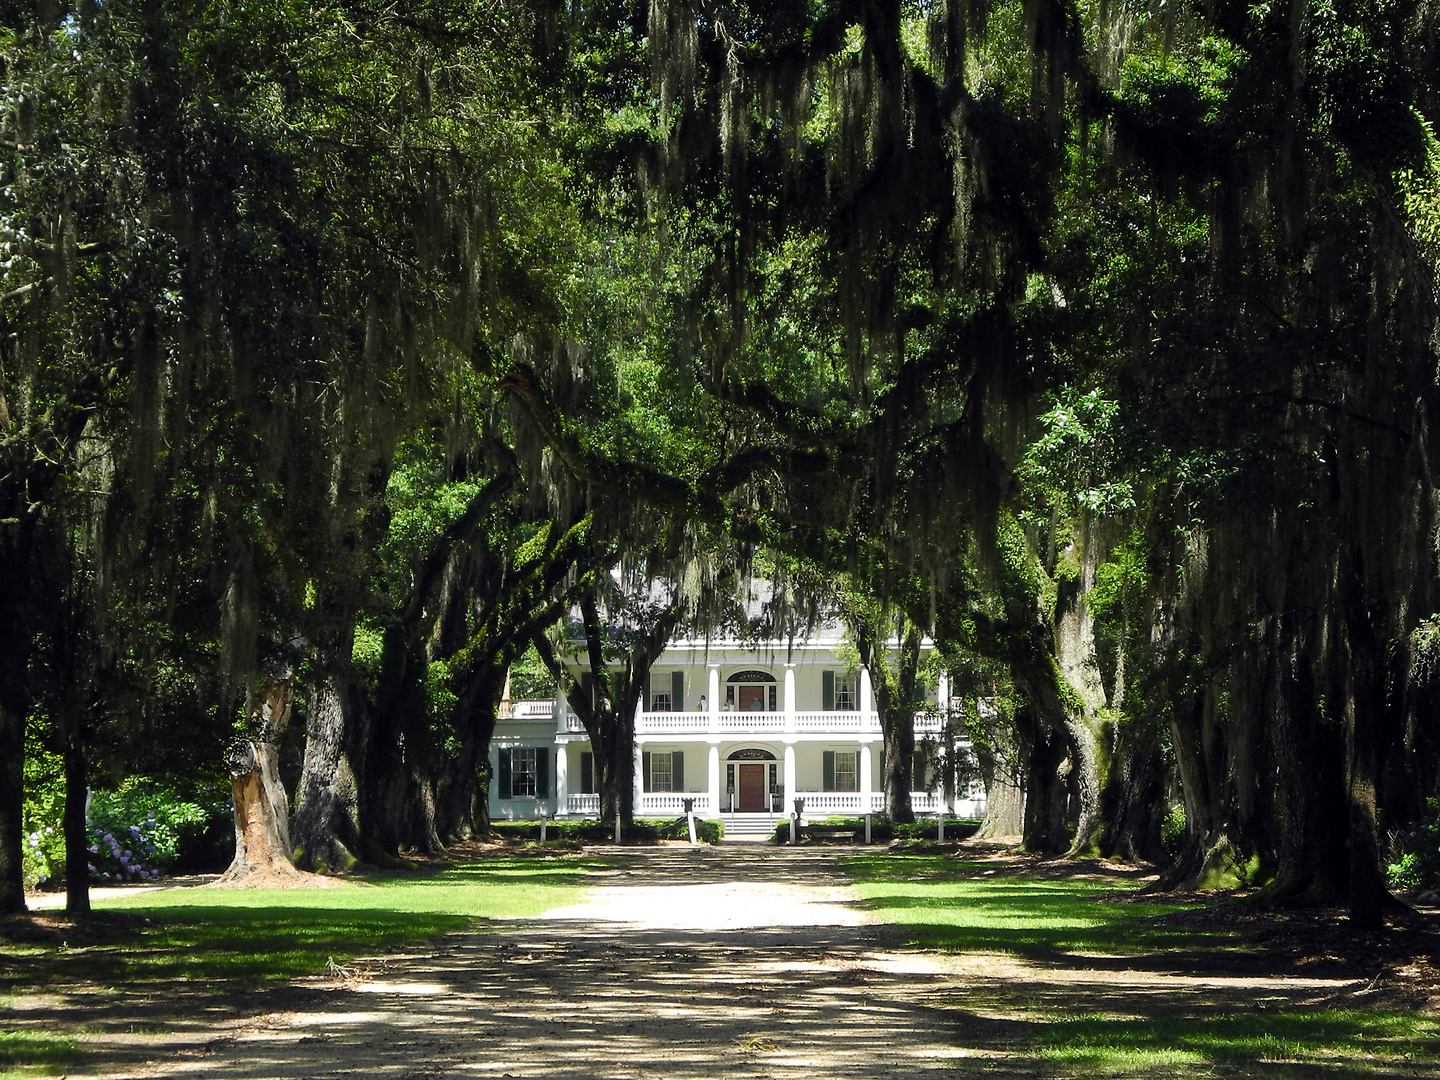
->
[860,667,874,723]
[783,744,796,812]
[707,663,721,733]
[860,743,873,813]
[633,742,644,816]
[708,745,720,818]
[555,744,568,817]
[783,662,796,733]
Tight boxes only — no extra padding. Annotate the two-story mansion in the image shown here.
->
[488,620,987,829]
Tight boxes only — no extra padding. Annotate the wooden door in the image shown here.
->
[737,685,766,711]
[738,764,765,811]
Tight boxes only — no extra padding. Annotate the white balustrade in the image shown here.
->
[913,711,943,734]
[639,792,712,815]
[791,791,866,813]
[566,793,600,814]
[792,711,876,732]
[911,792,940,813]
[499,699,555,721]
[637,711,707,733]
[869,792,885,813]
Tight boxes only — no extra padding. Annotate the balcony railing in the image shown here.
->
[499,699,555,721]
[639,792,714,815]
[557,708,948,737]
[567,793,599,814]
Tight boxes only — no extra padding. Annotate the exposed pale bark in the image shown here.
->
[219,675,303,884]
[974,724,1026,839]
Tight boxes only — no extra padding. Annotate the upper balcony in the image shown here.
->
[547,708,945,736]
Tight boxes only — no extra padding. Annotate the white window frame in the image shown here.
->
[835,677,857,711]
[650,691,672,712]
[833,751,858,792]
[512,747,537,797]
[650,752,674,792]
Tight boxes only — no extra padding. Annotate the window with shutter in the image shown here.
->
[498,748,512,799]
[650,752,672,792]
[511,748,537,797]
[834,752,858,792]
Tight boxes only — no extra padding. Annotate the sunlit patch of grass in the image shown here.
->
[1037,1011,1440,1075]
[0,857,602,992]
[0,1031,79,1078]
[844,854,1211,956]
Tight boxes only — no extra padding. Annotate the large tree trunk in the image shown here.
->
[63,728,90,914]
[435,665,505,841]
[364,627,442,858]
[220,676,305,883]
[1100,724,1168,865]
[976,769,1026,838]
[592,706,638,829]
[0,699,26,914]
[1020,702,1072,854]
[293,649,366,874]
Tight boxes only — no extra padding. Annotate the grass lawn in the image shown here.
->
[846,852,1440,1077]
[0,855,601,1079]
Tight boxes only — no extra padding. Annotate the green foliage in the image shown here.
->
[1386,800,1440,892]
[20,749,63,890]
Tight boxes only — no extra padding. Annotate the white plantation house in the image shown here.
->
[489,620,987,834]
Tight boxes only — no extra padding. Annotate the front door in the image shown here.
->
[738,764,765,811]
[737,685,767,711]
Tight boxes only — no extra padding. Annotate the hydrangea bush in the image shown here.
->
[22,772,232,890]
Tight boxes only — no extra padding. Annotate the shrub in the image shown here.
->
[487,816,723,845]
[771,815,981,845]
[22,774,233,889]
[1387,800,1440,892]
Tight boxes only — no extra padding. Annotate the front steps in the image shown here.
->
[721,813,782,843]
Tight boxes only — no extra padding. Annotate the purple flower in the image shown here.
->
[122,850,131,859]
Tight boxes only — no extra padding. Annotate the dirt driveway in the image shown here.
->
[54,845,1375,1080]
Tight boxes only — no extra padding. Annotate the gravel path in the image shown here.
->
[85,847,1000,1080]
[69,847,1362,1080]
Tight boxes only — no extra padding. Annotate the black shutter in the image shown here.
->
[581,752,593,794]
[536,748,550,799]
[642,751,652,791]
[498,748,512,799]
[672,751,685,791]
[823,750,835,791]
[822,671,835,710]
[912,750,926,791]
[671,671,684,711]
[642,672,651,710]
